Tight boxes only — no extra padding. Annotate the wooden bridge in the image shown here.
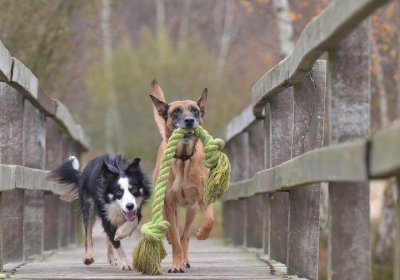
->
[0,0,398,279]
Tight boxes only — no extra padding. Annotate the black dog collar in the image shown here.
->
[174,147,196,162]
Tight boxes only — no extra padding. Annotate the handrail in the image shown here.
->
[251,0,389,117]
[0,41,89,150]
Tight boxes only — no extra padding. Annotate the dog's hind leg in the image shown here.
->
[196,202,215,240]
[81,197,96,265]
[181,206,196,268]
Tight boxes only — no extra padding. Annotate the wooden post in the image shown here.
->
[268,87,293,264]
[44,118,62,251]
[0,83,24,264]
[223,144,234,243]
[23,101,46,260]
[395,177,400,280]
[229,133,249,246]
[59,135,72,247]
[327,20,371,280]
[287,60,326,279]
[245,121,264,248]
[262,103,271,255]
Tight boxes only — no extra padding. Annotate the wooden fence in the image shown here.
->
[0,40,89,269]
[221,0,398,280]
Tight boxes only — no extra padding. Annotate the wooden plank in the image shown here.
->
[245,121,264,248]
[287,60,325,280]
[225,105,258,143]
[0,83,24,264]
[11,58,39,99]
[14,234,282,280]
[251,0,389,117]
[327,20,371,280]
[369,119,400,178]
[54,100,90,150]
[37,86,57,117]
[0,41,12,82]
[268,87,293,265]
[23,101,46,260]
[221,139,368,201]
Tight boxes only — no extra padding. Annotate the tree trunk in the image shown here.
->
[178,0,192,49]
[217,0,239,71]
[271,0,294,57]
[101,0,122,153]
[155,0,165,36]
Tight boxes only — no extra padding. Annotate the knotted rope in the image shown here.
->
[132,126,231,274]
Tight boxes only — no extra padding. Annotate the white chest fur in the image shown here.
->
[104,201,126,226]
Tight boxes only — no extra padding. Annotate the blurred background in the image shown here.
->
[0,0,398,278]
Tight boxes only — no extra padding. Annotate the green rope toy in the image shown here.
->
[132,125,231,275]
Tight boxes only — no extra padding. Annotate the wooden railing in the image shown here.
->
[0,40,89,269]
[221,0,397,280]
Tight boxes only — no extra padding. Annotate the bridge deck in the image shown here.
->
[10,230,299,280]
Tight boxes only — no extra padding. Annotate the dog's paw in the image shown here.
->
[195,228,210,240]
[83,257,94,265]
[168,266,185,273]
[119,260,133,271]
[107,252,118,266]
[183,261,191,268]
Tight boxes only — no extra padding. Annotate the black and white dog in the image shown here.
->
[49,154,151,270]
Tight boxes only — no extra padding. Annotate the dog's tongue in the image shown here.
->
[124,211,136,222]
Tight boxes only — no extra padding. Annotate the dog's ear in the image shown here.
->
[101,163,119,181]
[149,94,169,120]
[125,158,141,175]
[197,88,208,117]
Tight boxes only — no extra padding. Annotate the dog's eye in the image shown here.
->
[172,108,182,115]
[116,190,123,196]
[190,107,199,114]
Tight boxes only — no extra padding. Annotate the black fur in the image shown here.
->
[49,154,151,253]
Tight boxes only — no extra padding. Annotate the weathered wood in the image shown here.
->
[222,139,368,201]
[228,133,250,246]
[251,0,389,117]
[55,100,90,150]
[23,101,46,260]
[244,121,264,249]
[0,41,12,82]
[44,118,63,251]
[395,177,400,280]
[11,58,39,99]
[369,119,400,178]
[287,60,325,280]
[327,20,371,280]
[14,235,282,280]
[37,86,57,117]
[268,87,293,265]
[225,105,258,143]
[262,103,271,255]
[0,83,24,264]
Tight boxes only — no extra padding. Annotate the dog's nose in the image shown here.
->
[126,203,134,211]
[184,117,195,127]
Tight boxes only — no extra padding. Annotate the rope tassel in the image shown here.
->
[132,126,231,274]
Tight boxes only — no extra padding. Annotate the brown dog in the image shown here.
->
[150,80,215,273]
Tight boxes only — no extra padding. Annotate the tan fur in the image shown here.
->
[150,81,214,272]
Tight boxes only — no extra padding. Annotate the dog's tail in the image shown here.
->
[47,156,81,202]
[150,79,167,139]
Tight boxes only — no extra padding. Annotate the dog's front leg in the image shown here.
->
[114,220,138,241]
[165,203,185,273]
